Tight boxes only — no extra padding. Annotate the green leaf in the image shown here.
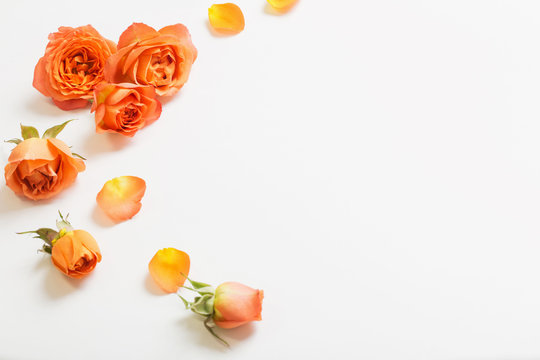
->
[20,124,39,140]
[42,120,74,139]
[71,152,87,160]
[17,228,58,246]
[5,138,22,145]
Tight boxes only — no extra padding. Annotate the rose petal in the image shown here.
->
[148,248,190,293]
[96,176,146,222]
[118,23,159,49]
[52,98,90,111]
[208,3,245,34]
[267,0,298,10]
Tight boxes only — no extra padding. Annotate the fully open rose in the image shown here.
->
[33,25,117,110]
[4,123,85,200]
[104,23,197,97]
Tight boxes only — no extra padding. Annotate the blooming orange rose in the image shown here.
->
[5,126,85,200]
[91,82,161,136]
[104,23,197,97]
[33,25,117,110]
[213,282,264,329]
[51,229,102,279]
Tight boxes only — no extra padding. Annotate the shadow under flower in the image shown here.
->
[37,256,83,299]
[0,185,52,214]
[25,95,90,116]
[83,132,132,157]
[92,205,116,228]
[144,273,167,296]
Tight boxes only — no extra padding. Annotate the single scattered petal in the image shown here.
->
[148,248,190,293]
[96,176,146,222]
[267,0,298,10]
[208,3,245,34]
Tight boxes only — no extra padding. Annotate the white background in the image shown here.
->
[1,0,540,359]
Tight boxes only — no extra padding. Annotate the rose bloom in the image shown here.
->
[51,230,102,279]
[33,25,117,110]
[104,23,197,97]
[91,83,161,137]
[213,282,264,328]
[4,138,85,200]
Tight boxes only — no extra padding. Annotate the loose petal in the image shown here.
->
[148,248,190,293]
[208,3,245,34]
[96,176,146,222]
[267,0,298,10]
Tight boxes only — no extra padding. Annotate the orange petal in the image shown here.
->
[96,176,146,222]
[148,248,190,293]
[267,0,298,10]
[118,23,159,49]
[208,3,245,34]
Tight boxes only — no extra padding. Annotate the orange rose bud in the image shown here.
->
[104,23,197,97]
[92,83,162,137]
[33,25,117,110]
[4,123,85,200]
[208,3,245,34]
[213,282,264,329]
[96,176,146,222]
[18,212,101,279]
[267,0,298,10]
[148,248,190,293]
[51,230,102,279]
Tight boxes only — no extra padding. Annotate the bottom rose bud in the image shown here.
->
[176,277,264,346]
[18,212,101,279]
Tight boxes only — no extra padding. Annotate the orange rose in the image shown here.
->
[176,276,264,346]
[104,23,197,97]
[4,122,85,200]
[18,213,101,279]
[91,83,161,137]
[33,25,117,110]
[51,230,102,279]
[213,282,264,329]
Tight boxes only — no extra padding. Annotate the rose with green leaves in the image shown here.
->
[4,121,85,200]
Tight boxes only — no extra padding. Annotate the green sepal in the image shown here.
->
[188,278,213,290]
[71,152,86,160]
[42,120,75,139]
[20,124,39,140]
[56,211,73,232]
[17,228,58,246]
[40,244,52,254]
[5,138,22,145]
[178,294,191,309]
[190,294,215,317]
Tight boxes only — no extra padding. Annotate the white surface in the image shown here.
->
[1,0,540,358]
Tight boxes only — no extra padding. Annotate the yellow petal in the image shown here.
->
[267,0,298,10]
[208,3,245,34]
[148,248,190,293]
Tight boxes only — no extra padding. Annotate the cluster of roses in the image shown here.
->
[34,22,197,136]
[6,17,267,346]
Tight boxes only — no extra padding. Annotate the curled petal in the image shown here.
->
[148,248,190,293]
[208,3,245,34]
[96,176,146,222]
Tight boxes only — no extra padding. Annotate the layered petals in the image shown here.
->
[92,82,161,137]
[104,23,197,97]
[4,138,85,200]
[33,25,117,110]
[96,176,146,222]
[51,230,102,279]
[148,248,190,293]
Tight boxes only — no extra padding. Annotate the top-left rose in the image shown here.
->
[33,26,117,111]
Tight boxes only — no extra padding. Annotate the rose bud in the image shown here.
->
[213,282,264,329]
[33,25,116,110]
[91,83,161,137]
[175,277,264,346]
[4,121,85,200]
[104,23,197,97]
[18,212,101,279]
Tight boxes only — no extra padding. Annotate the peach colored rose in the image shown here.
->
[91,83,161,137]
[104,23,197,97]
[51,230,102,279]
[33,25,117,110]
[213,282,264,329]
[4,137,85,200]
